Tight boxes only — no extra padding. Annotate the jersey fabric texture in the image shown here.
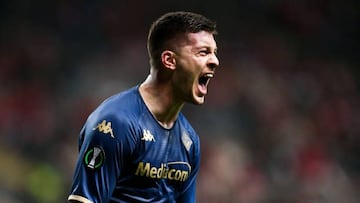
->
[68,86,200,203]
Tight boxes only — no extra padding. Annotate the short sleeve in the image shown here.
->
[68,115,134,203]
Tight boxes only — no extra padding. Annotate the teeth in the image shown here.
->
[203,73,214,78]
[199,73,214,85]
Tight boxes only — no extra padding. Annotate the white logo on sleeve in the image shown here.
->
[84,146,105,170]
[181,131,192,152]
[141,129,155,142]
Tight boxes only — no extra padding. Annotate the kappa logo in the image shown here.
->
[141,129,155,142]
[93,120,114,138]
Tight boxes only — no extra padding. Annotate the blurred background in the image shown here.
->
[0,0,359,202]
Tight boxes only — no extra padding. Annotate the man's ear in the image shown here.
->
[161,50,176,70]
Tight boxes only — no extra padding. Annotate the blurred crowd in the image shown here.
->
[0,0,359,202]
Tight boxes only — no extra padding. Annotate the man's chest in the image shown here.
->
[125,126,193,184]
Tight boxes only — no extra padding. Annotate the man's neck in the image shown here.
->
[139,75,184,129]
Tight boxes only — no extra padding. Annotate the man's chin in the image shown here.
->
[190,95,205,105]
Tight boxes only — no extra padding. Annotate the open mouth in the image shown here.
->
[199,73,214,86]
[198,73,214,94]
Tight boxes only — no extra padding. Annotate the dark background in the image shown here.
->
[1,0,359,202]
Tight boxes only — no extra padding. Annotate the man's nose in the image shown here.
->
[208,54,219,69]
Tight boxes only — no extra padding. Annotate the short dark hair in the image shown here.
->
[147,11,217,68]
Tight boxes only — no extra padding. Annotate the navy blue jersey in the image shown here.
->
[68,86,200,203]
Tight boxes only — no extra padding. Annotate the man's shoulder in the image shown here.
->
[104,85,139,106]
[81,86,143,141]
[177,113,199,142]
[178,113,196,131]
[97,86,140,112]
[87,86,142,125]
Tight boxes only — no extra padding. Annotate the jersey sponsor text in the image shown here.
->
[135,162,189,182]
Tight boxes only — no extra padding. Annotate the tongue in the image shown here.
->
[198,83,207,95]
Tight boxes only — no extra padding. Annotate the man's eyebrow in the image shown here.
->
[196,45,217,50]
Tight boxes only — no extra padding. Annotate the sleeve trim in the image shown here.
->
[68,194,94,203]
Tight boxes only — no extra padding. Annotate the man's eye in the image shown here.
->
[199,50,208,56]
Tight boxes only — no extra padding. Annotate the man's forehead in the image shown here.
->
[180,31,217,48]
